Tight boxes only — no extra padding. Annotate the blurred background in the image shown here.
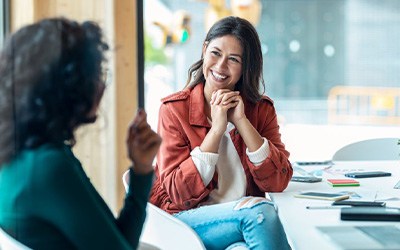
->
[143,0,400,161]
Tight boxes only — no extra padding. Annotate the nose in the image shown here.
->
[216,56,228,70]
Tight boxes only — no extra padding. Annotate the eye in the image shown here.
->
[229,57,241,64]
[211,50,220,56]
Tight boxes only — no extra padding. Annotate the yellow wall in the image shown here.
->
[10,0,139,212]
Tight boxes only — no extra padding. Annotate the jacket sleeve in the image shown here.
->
[32,148,152,250]
[156,103,211,210]
[245,102,293,192]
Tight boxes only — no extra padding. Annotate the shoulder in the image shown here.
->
[249,95,276,115]
[161,89,191,104]
[260,95,274,105]
[252,95,274,109]
[33,144,74,165]
[30,144,79,181]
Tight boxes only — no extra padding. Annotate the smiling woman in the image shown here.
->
[149,16,292,250]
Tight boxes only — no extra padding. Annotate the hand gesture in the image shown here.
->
[227,94,246,125]
[209,89,239,134]
[126,109,162,174]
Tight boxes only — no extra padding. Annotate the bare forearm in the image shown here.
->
[235,117,263,152]
[200,128,224,153]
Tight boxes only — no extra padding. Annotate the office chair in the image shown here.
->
[122,170,206,250]
[0,227,31,250]
[332,137,400,161]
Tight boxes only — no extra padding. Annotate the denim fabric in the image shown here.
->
[174,197,291,250]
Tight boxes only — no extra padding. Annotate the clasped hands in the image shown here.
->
[209,89,246,134]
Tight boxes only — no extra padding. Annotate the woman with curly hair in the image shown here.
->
[0,17,161,249]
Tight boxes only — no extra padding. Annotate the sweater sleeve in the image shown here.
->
[190,146,218,186]
[246,137,270,165]
[117,169,153,249]
[31,147,152,250]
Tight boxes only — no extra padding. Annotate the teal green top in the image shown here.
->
[0,143,153,250]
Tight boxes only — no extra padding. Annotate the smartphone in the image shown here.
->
[294,192,350,201]
[344,171,391,178]
[332,200,386,207]
[291,176,322,183]
[341,207,400,221]
[295,160,333,166]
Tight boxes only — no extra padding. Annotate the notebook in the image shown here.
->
[318,225,400,249]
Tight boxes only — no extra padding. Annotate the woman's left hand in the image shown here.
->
[227,94,246,125]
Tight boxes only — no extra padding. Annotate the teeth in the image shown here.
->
[212,71,227,80]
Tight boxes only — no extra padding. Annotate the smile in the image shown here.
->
[211,70,228,80]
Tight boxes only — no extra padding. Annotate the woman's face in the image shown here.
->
[202,35,243,91]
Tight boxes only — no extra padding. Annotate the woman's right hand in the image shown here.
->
[209,89,239,134]
[126,109,162,174]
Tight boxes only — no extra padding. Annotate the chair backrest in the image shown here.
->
[332,137,400,161]
[122,170,206,250]
[0,227,32,250]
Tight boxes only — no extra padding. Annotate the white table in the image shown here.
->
[270,161,400,250]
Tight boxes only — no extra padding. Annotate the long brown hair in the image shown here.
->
[186,16,265,103]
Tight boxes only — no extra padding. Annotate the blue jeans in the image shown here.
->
[174,197,291,250]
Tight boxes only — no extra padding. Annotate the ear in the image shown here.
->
[202,41,209,58]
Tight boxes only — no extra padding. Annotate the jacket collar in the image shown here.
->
[189,83,211,128]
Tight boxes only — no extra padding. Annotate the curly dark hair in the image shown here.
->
[0,17,109,165]
[186,16,265,103]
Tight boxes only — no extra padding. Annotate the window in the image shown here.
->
[144,0,400,161]
[0,0,10,48]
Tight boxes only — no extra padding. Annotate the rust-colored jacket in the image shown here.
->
[149,83,293,214]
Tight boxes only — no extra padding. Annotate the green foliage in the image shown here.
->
[144,33,168,66]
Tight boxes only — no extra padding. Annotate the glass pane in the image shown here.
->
[0,1,4,48]
[144,0,400,161]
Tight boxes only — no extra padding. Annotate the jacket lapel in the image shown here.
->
[189,83,211,128]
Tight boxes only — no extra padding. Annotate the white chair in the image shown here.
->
[122,170,206,250]
[0,227,32,250]
[332,137,400,161]
[0,215,158,250]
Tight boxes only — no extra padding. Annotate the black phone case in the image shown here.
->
[341,207,400,221]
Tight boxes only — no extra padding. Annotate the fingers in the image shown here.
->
[130,108,147,130]
[224,99,239,109]
[135,125,161,149]
[210,89,240,106]
[126,108,162,168]
[127,108,161,148]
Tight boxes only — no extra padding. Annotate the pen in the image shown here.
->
[306,205,352,210]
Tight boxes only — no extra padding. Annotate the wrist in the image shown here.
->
[209,126,225,137]
[233,116,248,129]
[131,162,154,175]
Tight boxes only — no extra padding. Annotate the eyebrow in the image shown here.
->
[212,46,242,58]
